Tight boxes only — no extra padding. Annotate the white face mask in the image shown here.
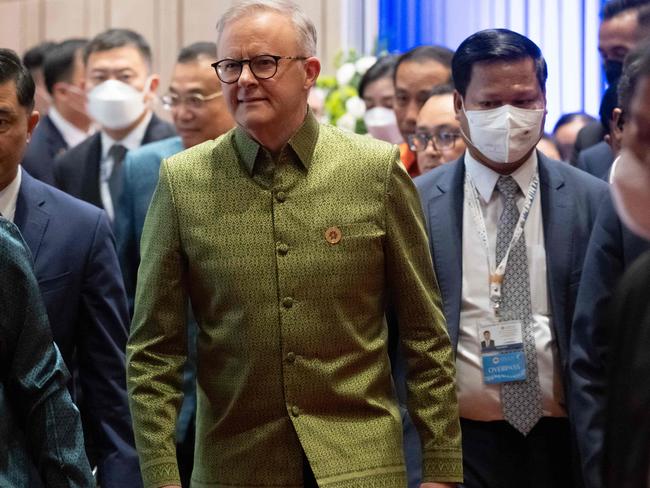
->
[87,79,149,130]
[611,148,650,240]
[363,107,404,145]
[462,102,545,163]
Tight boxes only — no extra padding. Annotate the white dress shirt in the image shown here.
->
[99,111,152,221]
[48,106,94,149]
[0,169,22,222]
[456,150,566,420]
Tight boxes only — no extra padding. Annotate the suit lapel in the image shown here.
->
[14,171,50,262]
[425,160,465,349]
[80,134,103,207]
[538,153,571,363]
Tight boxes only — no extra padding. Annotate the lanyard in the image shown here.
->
[464,171,539,313]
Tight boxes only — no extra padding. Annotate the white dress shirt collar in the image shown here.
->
[0,169,22,222]
[100,111,153,159]
[464,149,539,203]
[48,106,94,148]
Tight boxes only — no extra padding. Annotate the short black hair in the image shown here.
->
[43,39,87,94]
[552,112,597,134]
[177,42,217,64]
[358,55,397,99]
[394,45,454,84]
[452,29,548,97]
[22,41,56,71]
[84,28,152,67]
[617,40,650,118]
[428,83,455,98]
[601,0,650,20]
[599,79,620,133]
[0,48,35,110]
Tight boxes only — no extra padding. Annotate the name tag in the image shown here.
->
[478,321,526,384]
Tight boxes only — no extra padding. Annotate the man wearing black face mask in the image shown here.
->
[572,0,650,166]
[414,29,609,488]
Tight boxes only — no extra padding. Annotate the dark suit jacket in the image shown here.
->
[22,114,68,186]
[604,250,650,488]
[14,169,141,488]
[576,141,615,180]
[53,113,175,208]
[570,194,650,488]
[415,152,608,365]
[570,121,605,165]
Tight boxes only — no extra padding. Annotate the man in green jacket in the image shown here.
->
[127,1,462,487]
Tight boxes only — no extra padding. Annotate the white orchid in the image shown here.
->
[336,62,357,87]
[336,112,357,132]
[345,96,366,119]
[355,56,377,75]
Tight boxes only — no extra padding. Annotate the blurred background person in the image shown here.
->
[54,28,175,222]
[536,133,562,160]
[360,55,402,144]
[22,38,93,185]
[408,84,465,174]
[21,41,56,116]
[394,45,454,177]
[551,112,596,161]
[115,41,235,486]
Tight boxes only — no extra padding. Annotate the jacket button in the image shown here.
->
[275,191,287,203]
[277,242,289,255]
[282,297,294,309]
[291,405,300,417]
[286,352,296,363]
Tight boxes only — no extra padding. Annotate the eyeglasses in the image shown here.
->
[211,54,307,84]
[407,130,461,152]
[161,91,222,111]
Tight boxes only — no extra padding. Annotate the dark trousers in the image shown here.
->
[460,417,574,488]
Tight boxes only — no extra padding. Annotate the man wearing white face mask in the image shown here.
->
[54,28,175,221]
[414,29,608,487]
[22,39,93,186]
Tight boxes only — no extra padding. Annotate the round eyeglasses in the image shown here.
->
[211,54,307,84]
[407,130,461,152]
[161,91,222,111]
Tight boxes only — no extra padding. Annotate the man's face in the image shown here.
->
[454,58,546,169]
[414,93,465,173]
[84,45,154,100]
[599,10,640,63]
[554,118,589,161]
[217,11,320,143]
[484,331,491,341]
[55,50,90,121]
[394,59,450,140]
[169,58,235,148]
[0,80,39,190]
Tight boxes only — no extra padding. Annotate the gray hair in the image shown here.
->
[216,0,317,57]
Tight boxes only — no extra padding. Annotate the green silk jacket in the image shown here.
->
[127,112,462,488]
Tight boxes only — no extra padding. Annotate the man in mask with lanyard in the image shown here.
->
[54,28,175,222]
[415,29,608,487]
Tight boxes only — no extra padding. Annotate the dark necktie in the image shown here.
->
[108,144,127,211]
[495,175,543,435]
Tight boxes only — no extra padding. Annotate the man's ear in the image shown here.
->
[609,107,624,154]
[453,90,463,119]
[27,110,40,142]
[303,57,321,90]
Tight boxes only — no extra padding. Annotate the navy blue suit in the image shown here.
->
[412,152,608,486]
[14,169,141,488]
[575,141,614,180]
[53,114,175,208]
[570,194,650,488]
[22,114,68,186]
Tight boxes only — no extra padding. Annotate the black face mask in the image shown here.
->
[604,60,623,85]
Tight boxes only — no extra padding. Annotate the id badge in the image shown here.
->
[478,321,526,384]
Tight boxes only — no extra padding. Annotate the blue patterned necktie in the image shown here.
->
[495,175,543,435]
[108,144,127,210]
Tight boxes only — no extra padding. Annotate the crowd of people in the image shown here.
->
[1,0,649,487]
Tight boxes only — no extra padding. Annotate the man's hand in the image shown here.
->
[420,483,457,488]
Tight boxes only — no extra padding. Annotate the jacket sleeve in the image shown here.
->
[127,159,188,488]
[382,154,463,483]
[1,219,94,487]
[77,210,142,487]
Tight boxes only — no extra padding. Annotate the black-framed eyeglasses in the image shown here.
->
[211,54,307,84]
[408,130,461,152]
[161,91,222,111]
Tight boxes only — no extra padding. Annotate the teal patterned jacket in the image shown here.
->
[0,218,94,487]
